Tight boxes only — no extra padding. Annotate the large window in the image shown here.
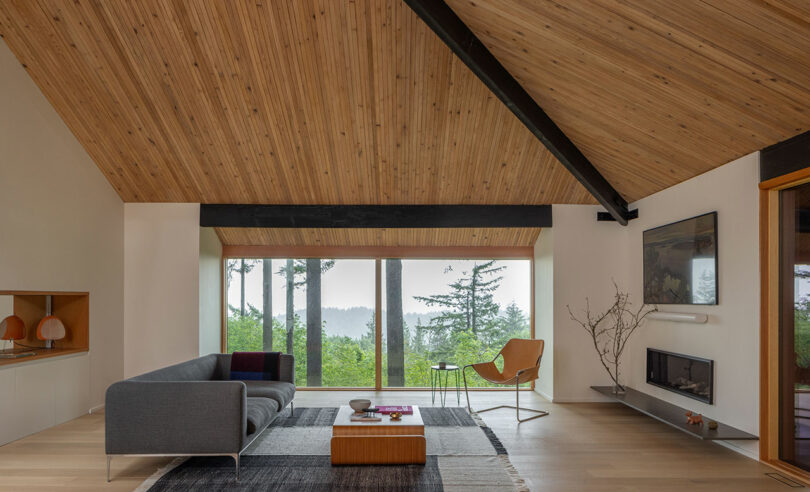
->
[382,259,531,387]
[226,258,375,387]
[225,256,531,388]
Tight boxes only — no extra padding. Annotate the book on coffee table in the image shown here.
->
[349,411,382,422]
[377,405,413,415]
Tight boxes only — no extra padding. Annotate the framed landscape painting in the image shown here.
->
[643,212,718,305]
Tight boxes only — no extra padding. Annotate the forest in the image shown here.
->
[226,259,531,387]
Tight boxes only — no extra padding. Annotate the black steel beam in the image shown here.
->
[761,130,810,182]
[404,0,632,225]
[597,209,638,222]
[200,204,552,228]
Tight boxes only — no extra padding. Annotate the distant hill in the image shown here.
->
[274,307,443,339]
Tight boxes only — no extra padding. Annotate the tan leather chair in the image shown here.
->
[462,338,549,423]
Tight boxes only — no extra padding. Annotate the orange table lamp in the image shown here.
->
[0,315,25,341]
[37,296,65,349]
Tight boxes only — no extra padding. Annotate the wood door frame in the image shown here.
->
[220,246,536,391]
[760,167,810,483]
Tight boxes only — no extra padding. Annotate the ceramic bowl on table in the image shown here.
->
[349,399,372,414]
[389,412,403,421]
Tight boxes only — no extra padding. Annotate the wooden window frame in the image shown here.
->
[760,167,810,483]
[219,245,536,391]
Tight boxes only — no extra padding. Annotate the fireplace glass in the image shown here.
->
[646,348,713,404]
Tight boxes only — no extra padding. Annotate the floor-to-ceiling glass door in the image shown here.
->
[779,182,810,471]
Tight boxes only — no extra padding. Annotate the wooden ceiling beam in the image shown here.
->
[200,204,551,228]
[404,0,632,225]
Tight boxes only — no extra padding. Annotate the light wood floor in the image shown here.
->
[0,390,797,491]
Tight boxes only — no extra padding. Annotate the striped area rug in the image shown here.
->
[138,407,527,491]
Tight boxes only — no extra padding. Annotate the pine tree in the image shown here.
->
[302,259,335,386]
[414,260,505,356]
[498,301,529,346]
[225,259,258,316]
[276,259,335,356]
[262,259,272,351]
[386,258,405,386]
[306,259,322,386]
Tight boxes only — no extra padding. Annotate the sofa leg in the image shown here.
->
[106,455,111,482]
[290,401,294,417]
[232,453,240,481]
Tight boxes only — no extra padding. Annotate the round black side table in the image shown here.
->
[430,364,460,407]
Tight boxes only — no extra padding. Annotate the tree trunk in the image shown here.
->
[240,259,246,316]
[262,259,272,351]
[306,259,322,387]
[470,269,477,334]
[386,259,405,386]
[285,259,294,355]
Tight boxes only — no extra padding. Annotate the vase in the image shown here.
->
[611,384,626,395]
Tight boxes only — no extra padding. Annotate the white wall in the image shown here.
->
[536,152,760,456]
[538,205,631,402]
[534,228,554,400]
[0,39,124,443]
[625,152,760,456]
[199,227,222,356]
[123,204,200,377]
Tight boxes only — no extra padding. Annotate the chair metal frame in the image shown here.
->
[462,340,549,423]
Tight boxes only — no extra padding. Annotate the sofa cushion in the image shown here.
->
[230,351,281,381]
[213,353,295,384]
[243,380,295,411]
[246,397,277,436]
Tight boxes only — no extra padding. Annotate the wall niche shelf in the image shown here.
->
[0,290,89,367]
[591,386,757,441]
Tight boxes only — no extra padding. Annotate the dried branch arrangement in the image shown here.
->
[567,282,656,391]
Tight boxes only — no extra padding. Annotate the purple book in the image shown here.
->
[377,405,413,415]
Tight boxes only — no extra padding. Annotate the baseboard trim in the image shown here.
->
[715,439,759,461]
[89,404,105,414]
[533,388,554,402]
[550,396,615,403]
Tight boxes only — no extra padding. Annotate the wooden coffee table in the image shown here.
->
[331,405,426,465]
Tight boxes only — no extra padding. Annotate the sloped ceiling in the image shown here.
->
[1,1,809,247]
[446,0,810,201]
[0,0,592,205]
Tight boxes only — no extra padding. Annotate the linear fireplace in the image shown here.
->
[647,348,713,404]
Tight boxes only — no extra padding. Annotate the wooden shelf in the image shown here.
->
[0,291,89,367]
[591,386,758,441]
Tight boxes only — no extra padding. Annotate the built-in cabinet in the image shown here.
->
[0,353,90,445]
[0,290,92,445]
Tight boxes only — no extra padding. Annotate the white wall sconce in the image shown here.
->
[647,311,708,324]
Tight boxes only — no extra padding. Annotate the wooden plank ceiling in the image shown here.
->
[215,227,541,248]
[445,0,810,202]
[0,0,592,206]
[2,1,810,247]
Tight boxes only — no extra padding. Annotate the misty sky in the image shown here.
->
[227,259,531,317]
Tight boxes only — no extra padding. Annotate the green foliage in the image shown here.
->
[226,259,531,388]
[414,260,504,341]
[795,296,810,368]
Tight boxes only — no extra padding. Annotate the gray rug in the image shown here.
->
[139,407,526,491]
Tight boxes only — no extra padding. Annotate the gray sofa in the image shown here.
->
[105,353,295,481]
